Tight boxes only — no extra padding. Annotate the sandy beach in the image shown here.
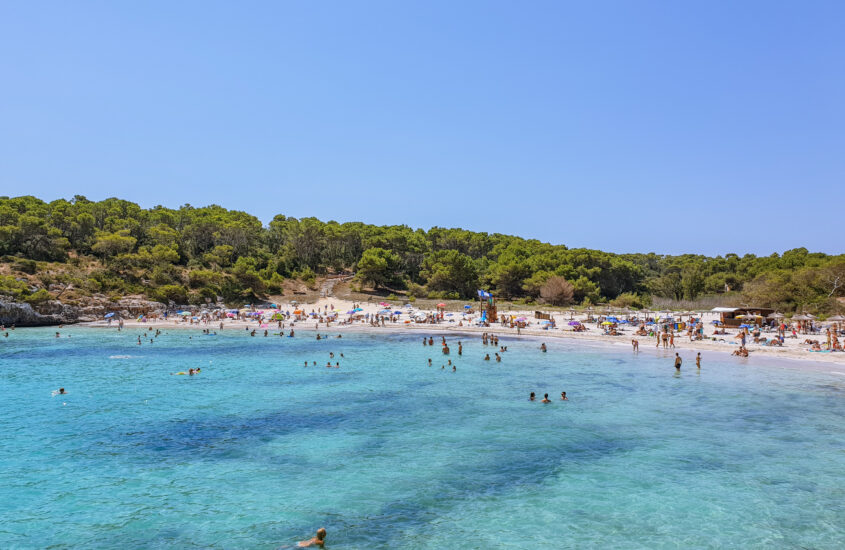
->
[81,296,845,367]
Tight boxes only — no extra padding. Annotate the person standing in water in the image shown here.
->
[541,393,551,403]
[674,353,682,372]
[560,391,568,400]
[529,392,535,401]
[696,352,701,369]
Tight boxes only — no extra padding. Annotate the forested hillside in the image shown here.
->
[1,195,843,314]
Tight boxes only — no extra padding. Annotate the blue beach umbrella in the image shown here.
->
[104,312,115,318]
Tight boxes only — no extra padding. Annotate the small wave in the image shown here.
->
[109,355,134,359]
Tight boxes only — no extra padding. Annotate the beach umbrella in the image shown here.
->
[104,312,115,318]
[393,310,402,314]
[464,305,471,309]
[827,314,845,322]
[516,317,527,321]
[353,307,363,312]
[768,312,785,319]
[568,321,581,326]
[437,303,446,308]
[346,310,356,315]
[792,314,809,321]
[601,321,613,325]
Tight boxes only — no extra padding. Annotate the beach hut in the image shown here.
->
[711,306,774,328]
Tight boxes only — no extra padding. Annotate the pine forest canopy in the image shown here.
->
[1,195,843,314]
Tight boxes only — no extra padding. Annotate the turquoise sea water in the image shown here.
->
[1,327,844,549]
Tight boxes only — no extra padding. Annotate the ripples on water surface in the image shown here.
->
[1,327,844,548]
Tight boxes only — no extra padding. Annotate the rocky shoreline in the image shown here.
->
[0,297,168,327]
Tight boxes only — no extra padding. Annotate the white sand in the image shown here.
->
[82,296,845,367]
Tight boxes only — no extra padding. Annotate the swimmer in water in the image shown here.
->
[458,342,462,355]
[529,392,535,401]
[541,393,551,403]
[540,343,547,352]
[560,391,568,401]
[298,527,327,548]
[484,354,490,361]
[326,362,332,368]
[329,352,334,358]
[304,361,308,367]
[696,352,701,369]
[452,365,456,372]
[674,353,682,371]
[495,353,501,362]
[428,358,432,366]
[59,387,67,395]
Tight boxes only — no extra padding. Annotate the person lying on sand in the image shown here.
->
[298,527,326,547]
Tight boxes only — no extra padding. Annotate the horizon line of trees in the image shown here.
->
[1,195,843,313]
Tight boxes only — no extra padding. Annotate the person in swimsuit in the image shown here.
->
[560,392,567,400]
[674,353,682,371]
[541,393,551,403]
[529,392,535,401]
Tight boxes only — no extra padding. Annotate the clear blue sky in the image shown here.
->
[2,1,843,256]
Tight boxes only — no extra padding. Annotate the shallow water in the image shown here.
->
[1,327,844,549]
